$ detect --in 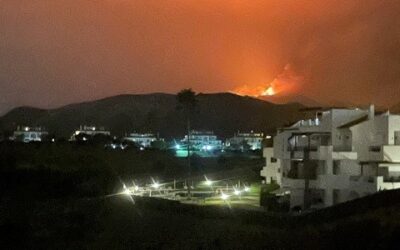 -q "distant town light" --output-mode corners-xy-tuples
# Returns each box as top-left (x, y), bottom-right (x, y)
(266, 135), (272, 139)
(151, 182), (160, 189)
(244, 186), (250, 192)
